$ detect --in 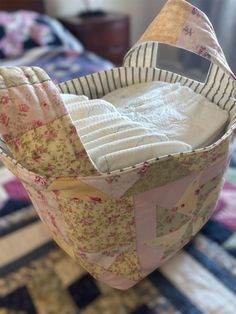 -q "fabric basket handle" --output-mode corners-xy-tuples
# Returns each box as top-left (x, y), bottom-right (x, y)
(123, 0), (235, 81)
